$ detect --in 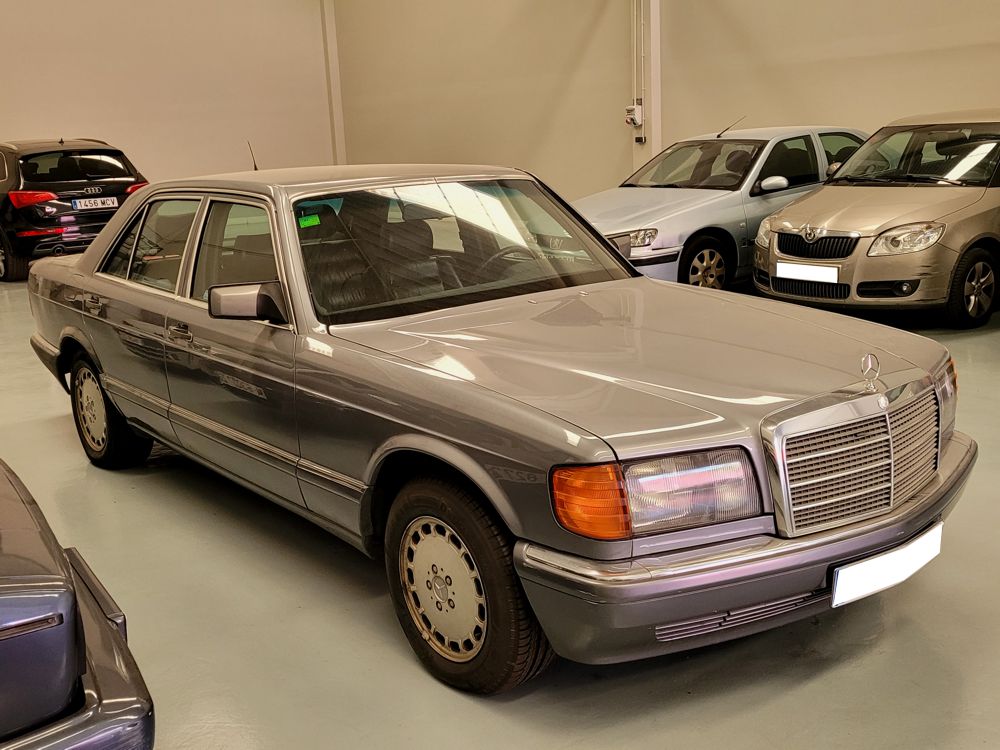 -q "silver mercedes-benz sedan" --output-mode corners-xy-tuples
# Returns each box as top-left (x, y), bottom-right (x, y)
(575, 126), (866, 288)
(27, 164), (975, 694)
